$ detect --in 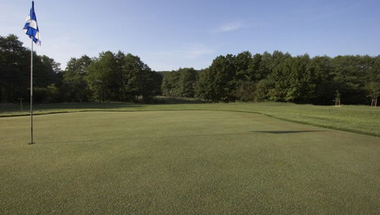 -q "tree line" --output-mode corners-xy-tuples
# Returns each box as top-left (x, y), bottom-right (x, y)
(163, 51), (380, 105)
(1, 34), (379, 105)
(0, 34), (161, 103)
(63, 51), (162, 103)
